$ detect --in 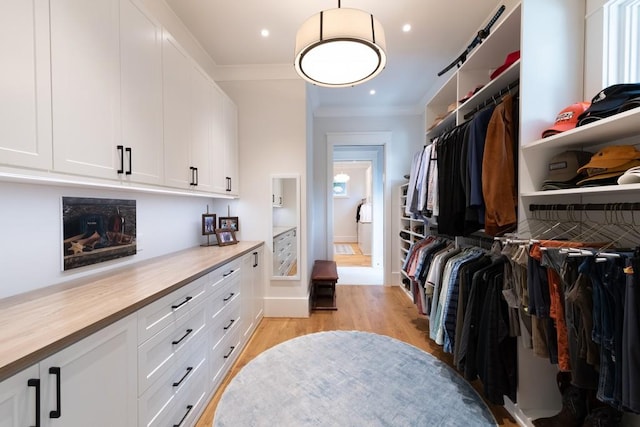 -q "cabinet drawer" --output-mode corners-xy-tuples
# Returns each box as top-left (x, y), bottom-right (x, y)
(171, 361), (209, 427)
(209, 325), (241, 391)
(207, 272), (241, 322)
(138, 301), (207, 394)
(138, 335), (207, 427)
(137, 273), (209, 344)
(208, 259), (241, 294)
(210, 296), (241, 351)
